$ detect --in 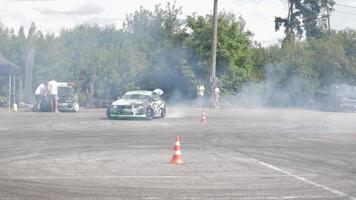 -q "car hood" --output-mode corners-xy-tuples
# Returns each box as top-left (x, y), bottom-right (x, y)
(112, 99), (146, 106)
